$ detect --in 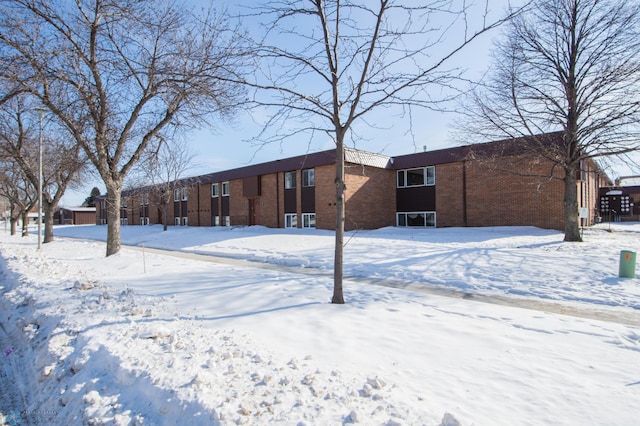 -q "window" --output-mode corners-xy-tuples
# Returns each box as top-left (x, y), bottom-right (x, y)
(302, 213), (316, 228)
(223, 215), (230, 226)
(214, 215), (220, 226)
(284, 213), (297, 228)
(285, 171), (296, 189)
(173, 189), (180, 202)
(175, 217), (180, 226)
(182, 217), (188, 226)
(302, 169), (315, 187)
(396, 212), (436, 227)
(120, 218), (128, 225)
(181, 188), (188, 201)
(212, 183), (219, 197)
(397, 166), (435, 188)
(122, 198), (128, 208)
(222, 181), (230, 196)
